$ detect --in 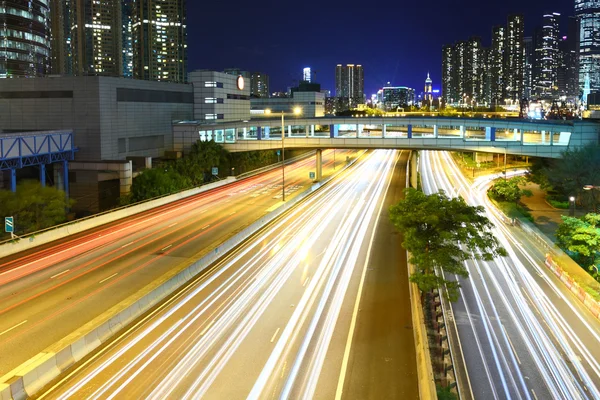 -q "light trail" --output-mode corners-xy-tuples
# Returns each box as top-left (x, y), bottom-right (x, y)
(420, 150), (600, 400)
